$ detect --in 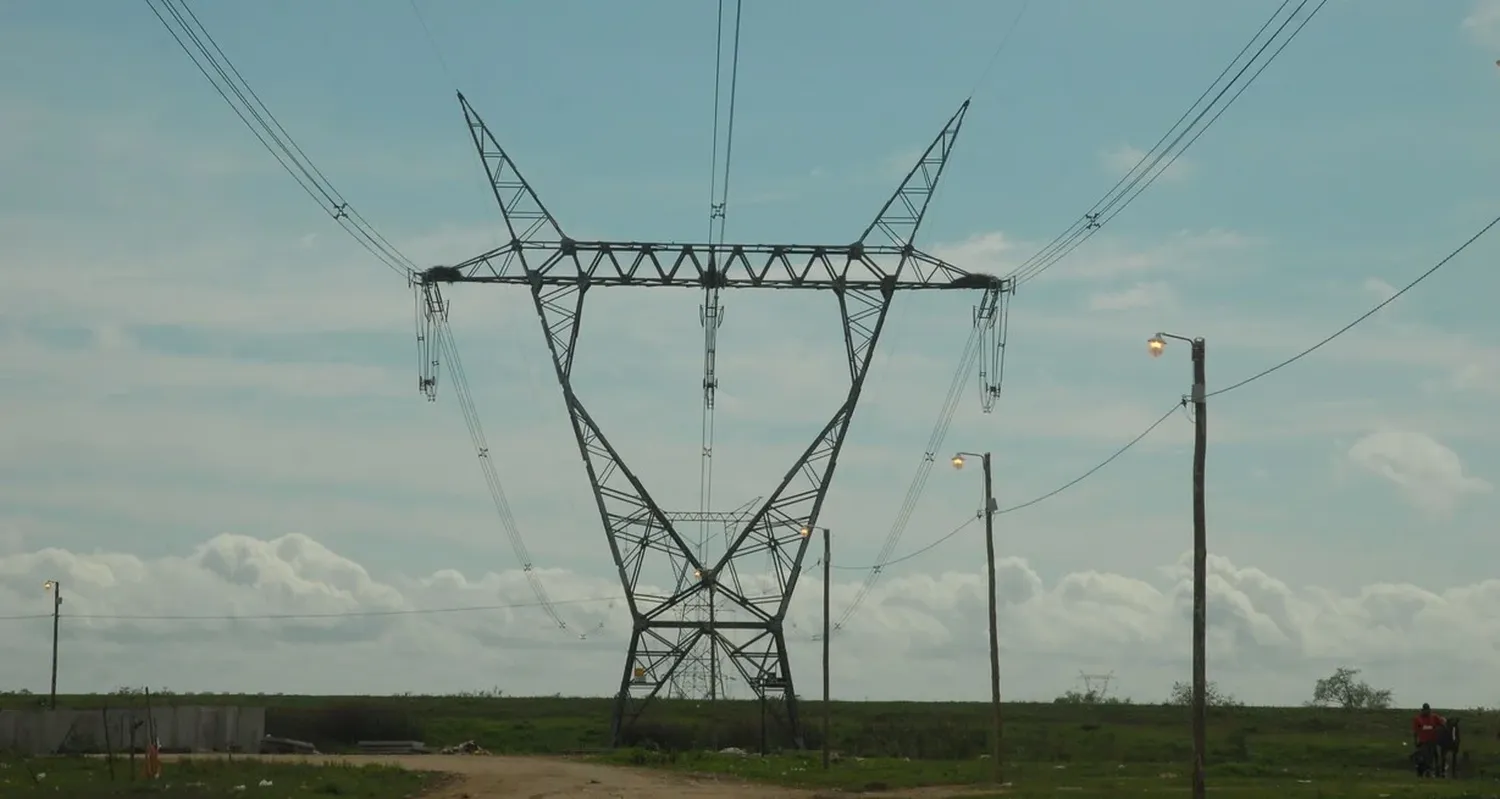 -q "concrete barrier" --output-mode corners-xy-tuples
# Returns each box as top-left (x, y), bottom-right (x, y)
(0, 706), (266, 755)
